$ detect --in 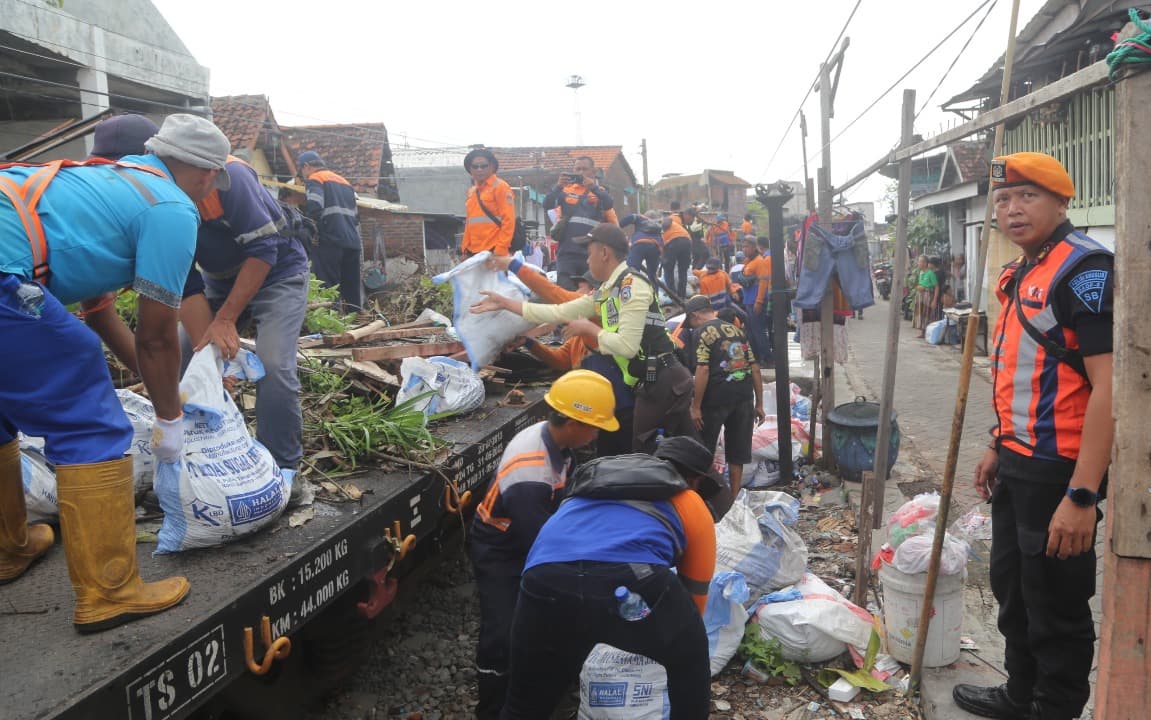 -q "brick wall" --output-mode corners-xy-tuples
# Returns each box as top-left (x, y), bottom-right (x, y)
(358, 207), (426, 267)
